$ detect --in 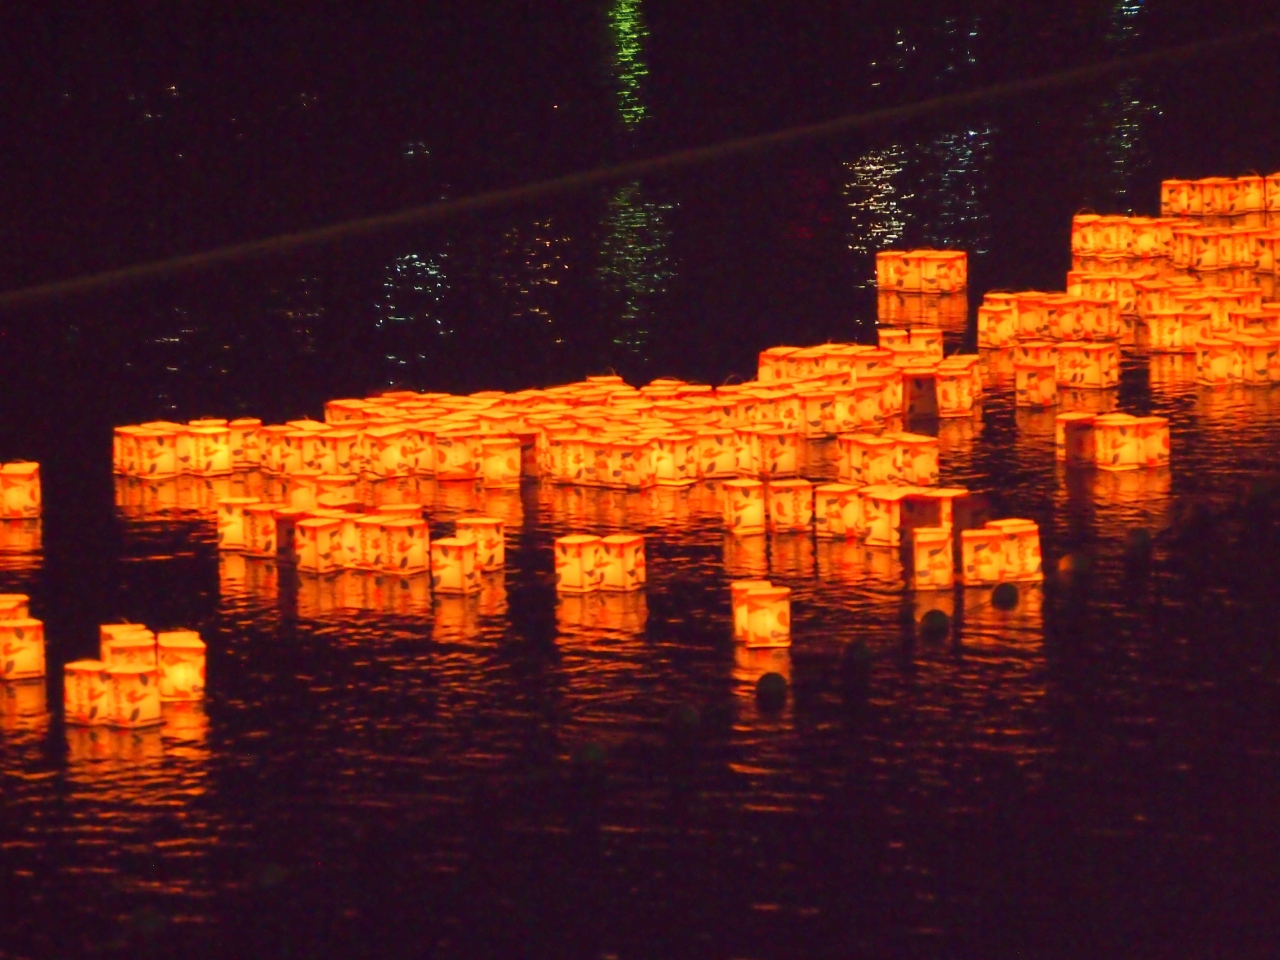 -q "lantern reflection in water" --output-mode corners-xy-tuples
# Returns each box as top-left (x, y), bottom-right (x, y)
(959, 583), (1045, 646)
(556, 590), (648, 635)
(769, 532), (814, 578)
(433, 594), (481, 641)
(723, 533), (768, 578)
(0, 678), (48, 734)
